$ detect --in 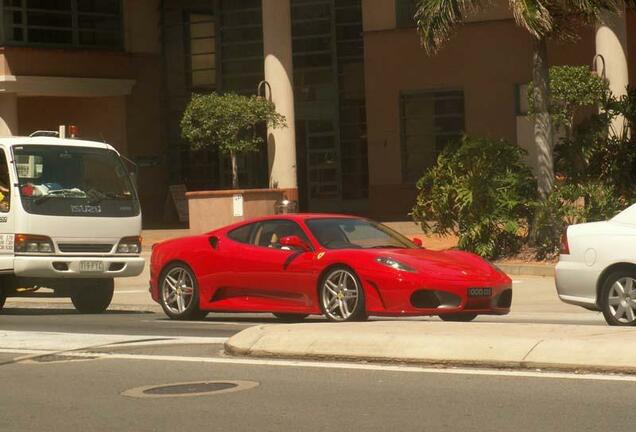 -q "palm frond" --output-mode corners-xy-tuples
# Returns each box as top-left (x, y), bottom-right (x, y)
(509, 0), (553, 38)
(414, 0), (482, 54)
